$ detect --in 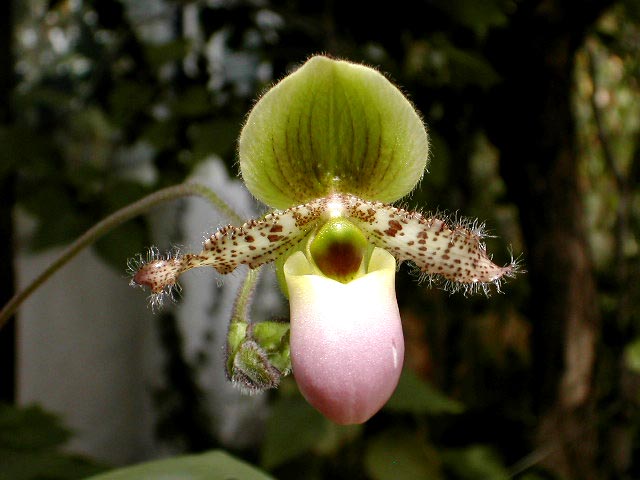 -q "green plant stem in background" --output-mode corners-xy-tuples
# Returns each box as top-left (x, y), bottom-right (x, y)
(0, 182), (241, 330)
